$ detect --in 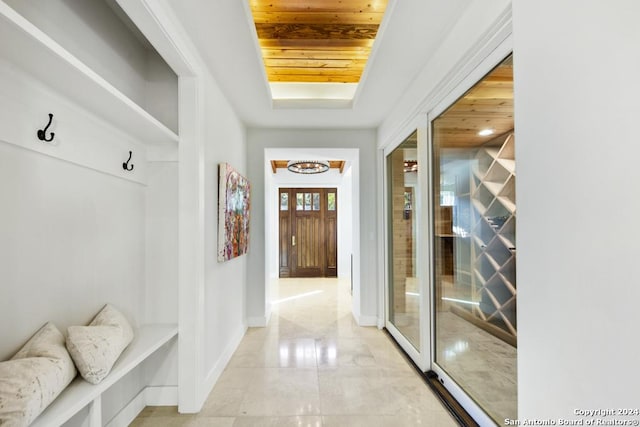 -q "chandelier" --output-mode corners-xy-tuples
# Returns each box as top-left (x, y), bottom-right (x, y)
(287, 160), (330, 174)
